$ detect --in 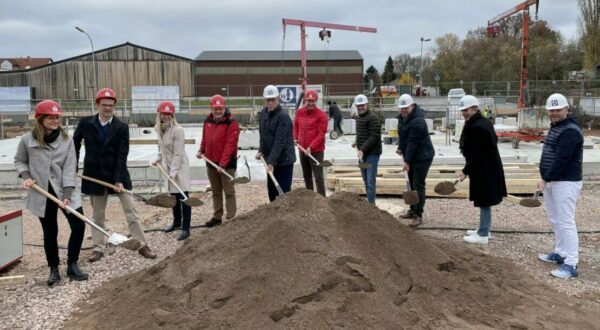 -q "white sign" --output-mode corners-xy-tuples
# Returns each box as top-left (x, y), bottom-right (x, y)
(131, 86), (180, 113)
(0, 87), (31, 113)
